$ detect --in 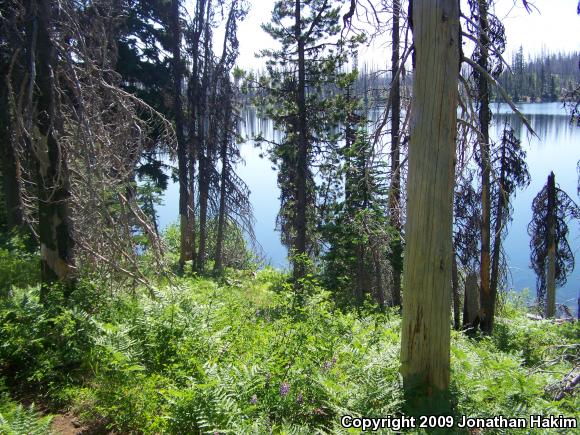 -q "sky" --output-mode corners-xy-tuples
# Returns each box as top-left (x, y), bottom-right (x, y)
(232, 0), (580, 69)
